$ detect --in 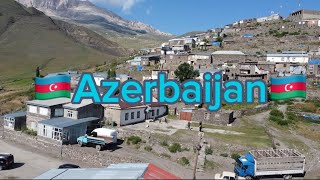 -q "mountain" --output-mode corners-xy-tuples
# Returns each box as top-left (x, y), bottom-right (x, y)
(0, 0), (126, 84)
(16, 0), (172, 37)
